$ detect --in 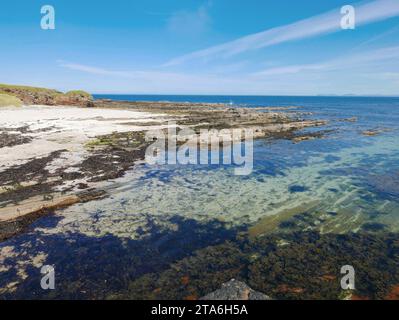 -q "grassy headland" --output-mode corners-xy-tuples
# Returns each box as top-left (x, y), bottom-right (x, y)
(0, 83), (93, 107)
